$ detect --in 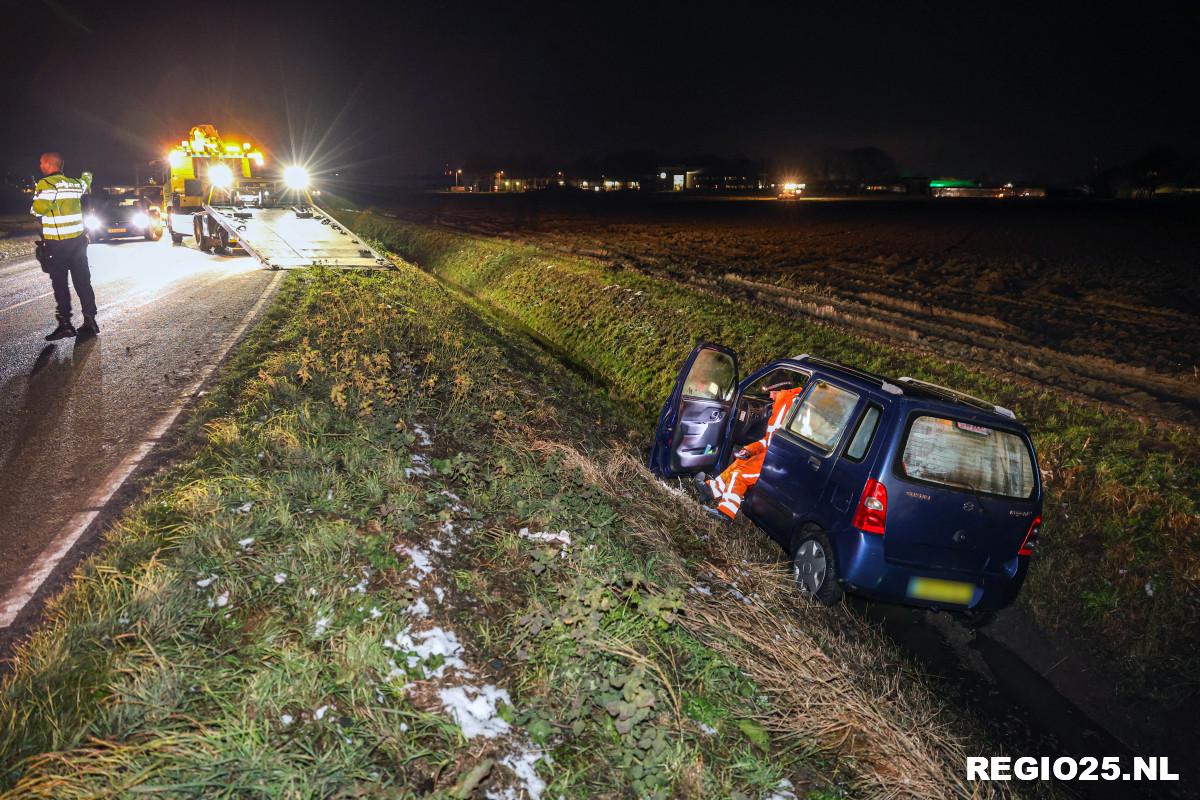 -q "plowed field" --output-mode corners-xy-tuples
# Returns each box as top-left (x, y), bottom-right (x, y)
(382, 194), (1200, 426)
